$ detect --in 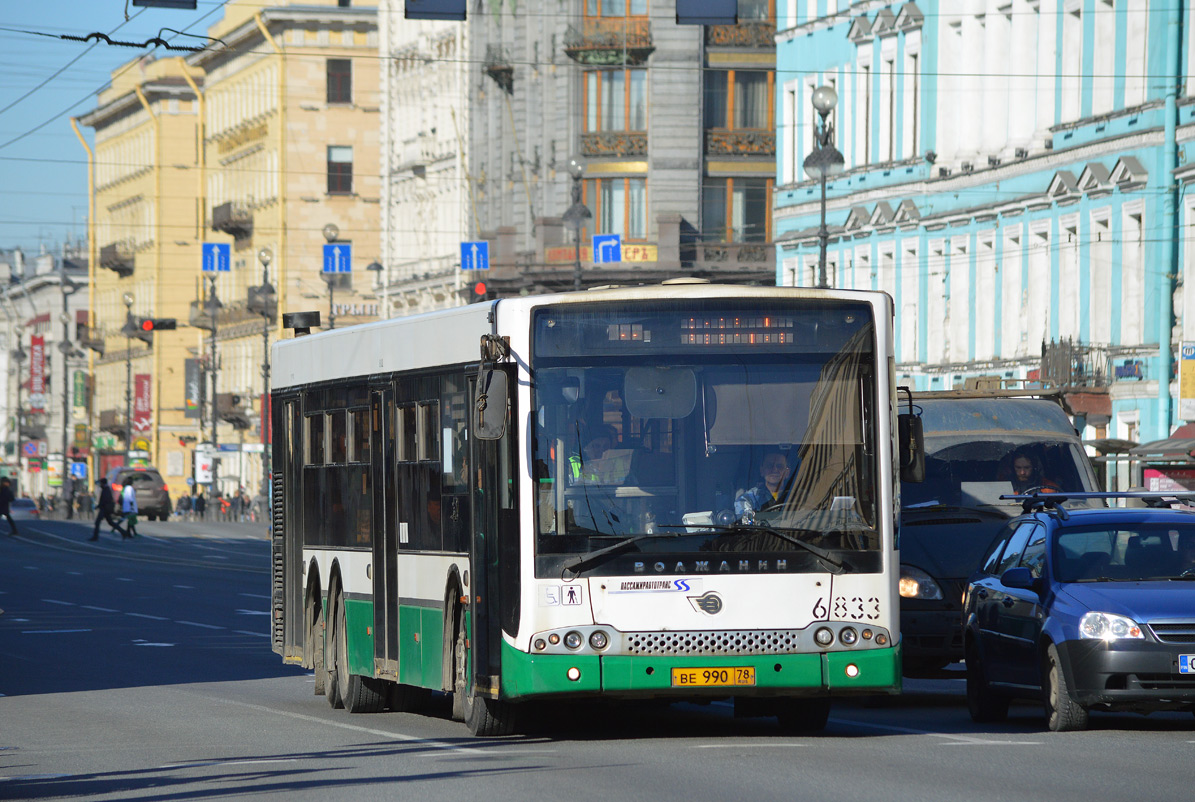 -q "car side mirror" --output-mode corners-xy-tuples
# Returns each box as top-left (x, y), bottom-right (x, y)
(1000, 566), (1038, 591)
(898, 413), (925, 483)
